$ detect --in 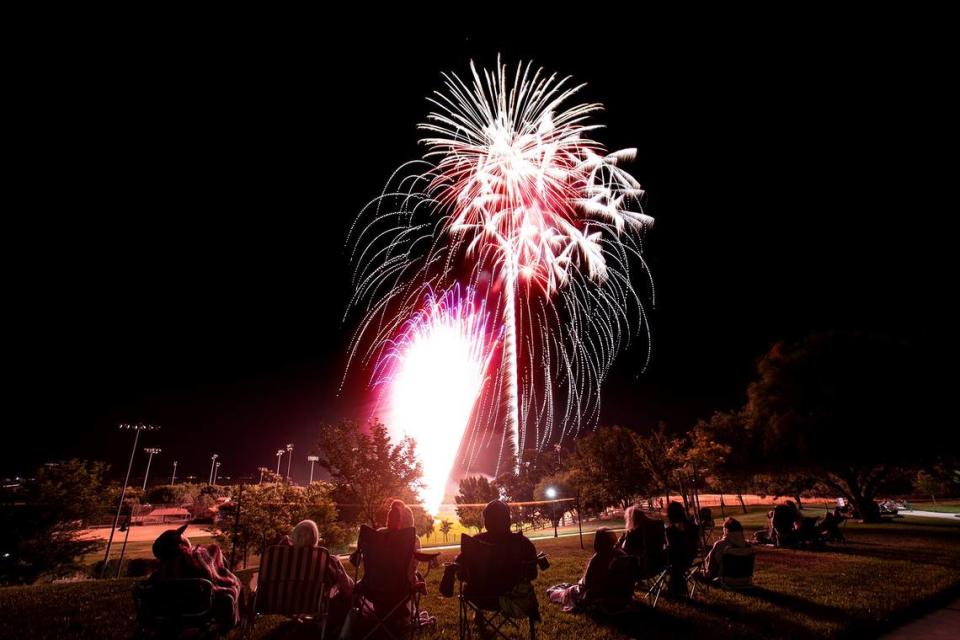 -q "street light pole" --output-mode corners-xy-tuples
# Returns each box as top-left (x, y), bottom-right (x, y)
(307, 455), (319, 484)
(171, 460), (178, 485)
(142, 448), (161, 491)
(546, 486), (559, 538)
(208, 454), (218, 485)
(213, 461), (221, 485)
(258, 467), (266, 484)
(275, 449), (284, 474)
(102, 423), (158, 577)
(285, 443), (294, 482)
